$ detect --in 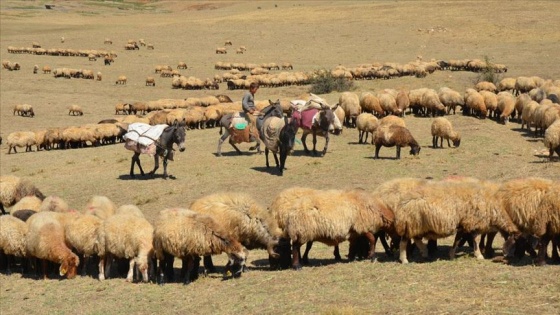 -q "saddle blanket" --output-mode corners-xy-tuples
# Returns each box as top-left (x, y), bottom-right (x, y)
(291, 108), (318, 130)
(262, 116), (285, 152)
